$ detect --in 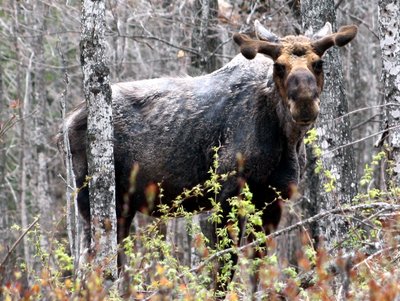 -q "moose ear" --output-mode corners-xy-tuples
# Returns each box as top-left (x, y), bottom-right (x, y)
(233, 33), (281, 60)
(312, 24), (358, 56)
